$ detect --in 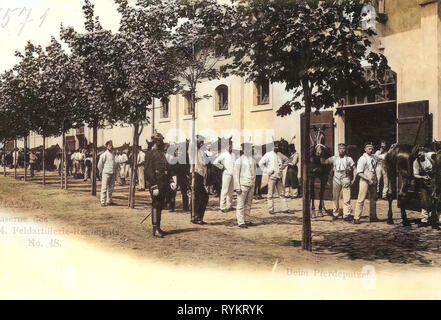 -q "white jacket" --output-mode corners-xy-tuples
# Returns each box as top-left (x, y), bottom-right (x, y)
(98, 150), (117, 175)
(233, 155), (257, 190)
(259, 151), (285, 180)
(213, 151), (236, 176)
